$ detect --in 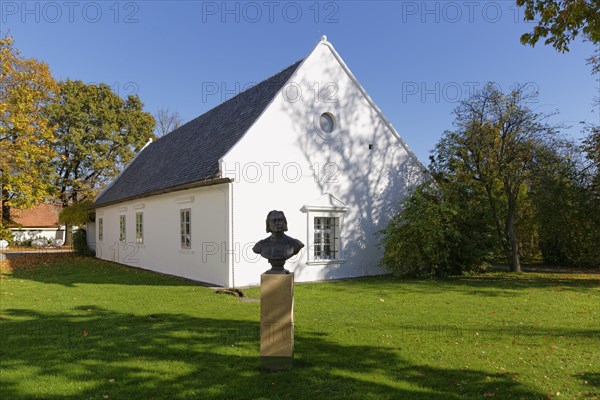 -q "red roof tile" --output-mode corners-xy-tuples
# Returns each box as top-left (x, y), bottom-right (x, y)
(11, 204), (62, 228)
